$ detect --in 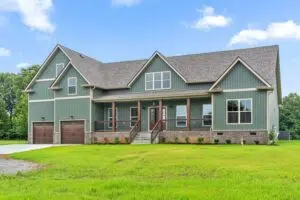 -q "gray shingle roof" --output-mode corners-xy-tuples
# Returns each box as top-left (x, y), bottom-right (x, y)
(59, 44), (279, 89)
